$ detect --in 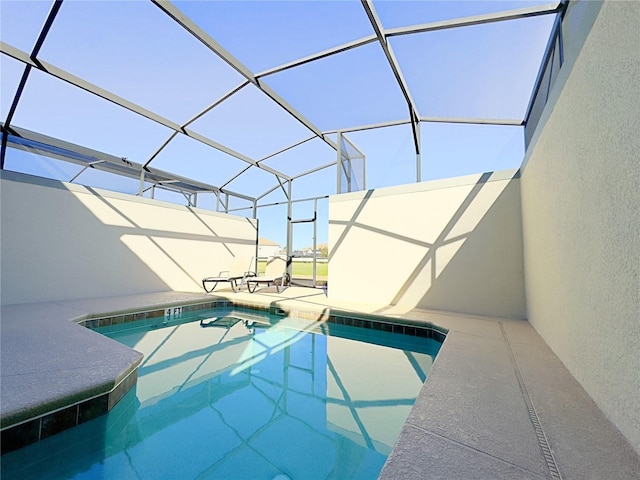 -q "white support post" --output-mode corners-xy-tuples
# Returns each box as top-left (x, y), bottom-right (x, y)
(286, 180), (293, 279)
(336, 132), (343, 194)
(139, 169), (145, 197)
(312, 198), (318, 288)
